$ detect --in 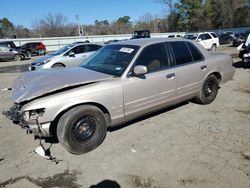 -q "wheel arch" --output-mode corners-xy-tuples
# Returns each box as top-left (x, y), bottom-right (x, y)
(52, 62), (66, 68)
(209, 72), (221, 83)
(49, 102), (111, 138)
